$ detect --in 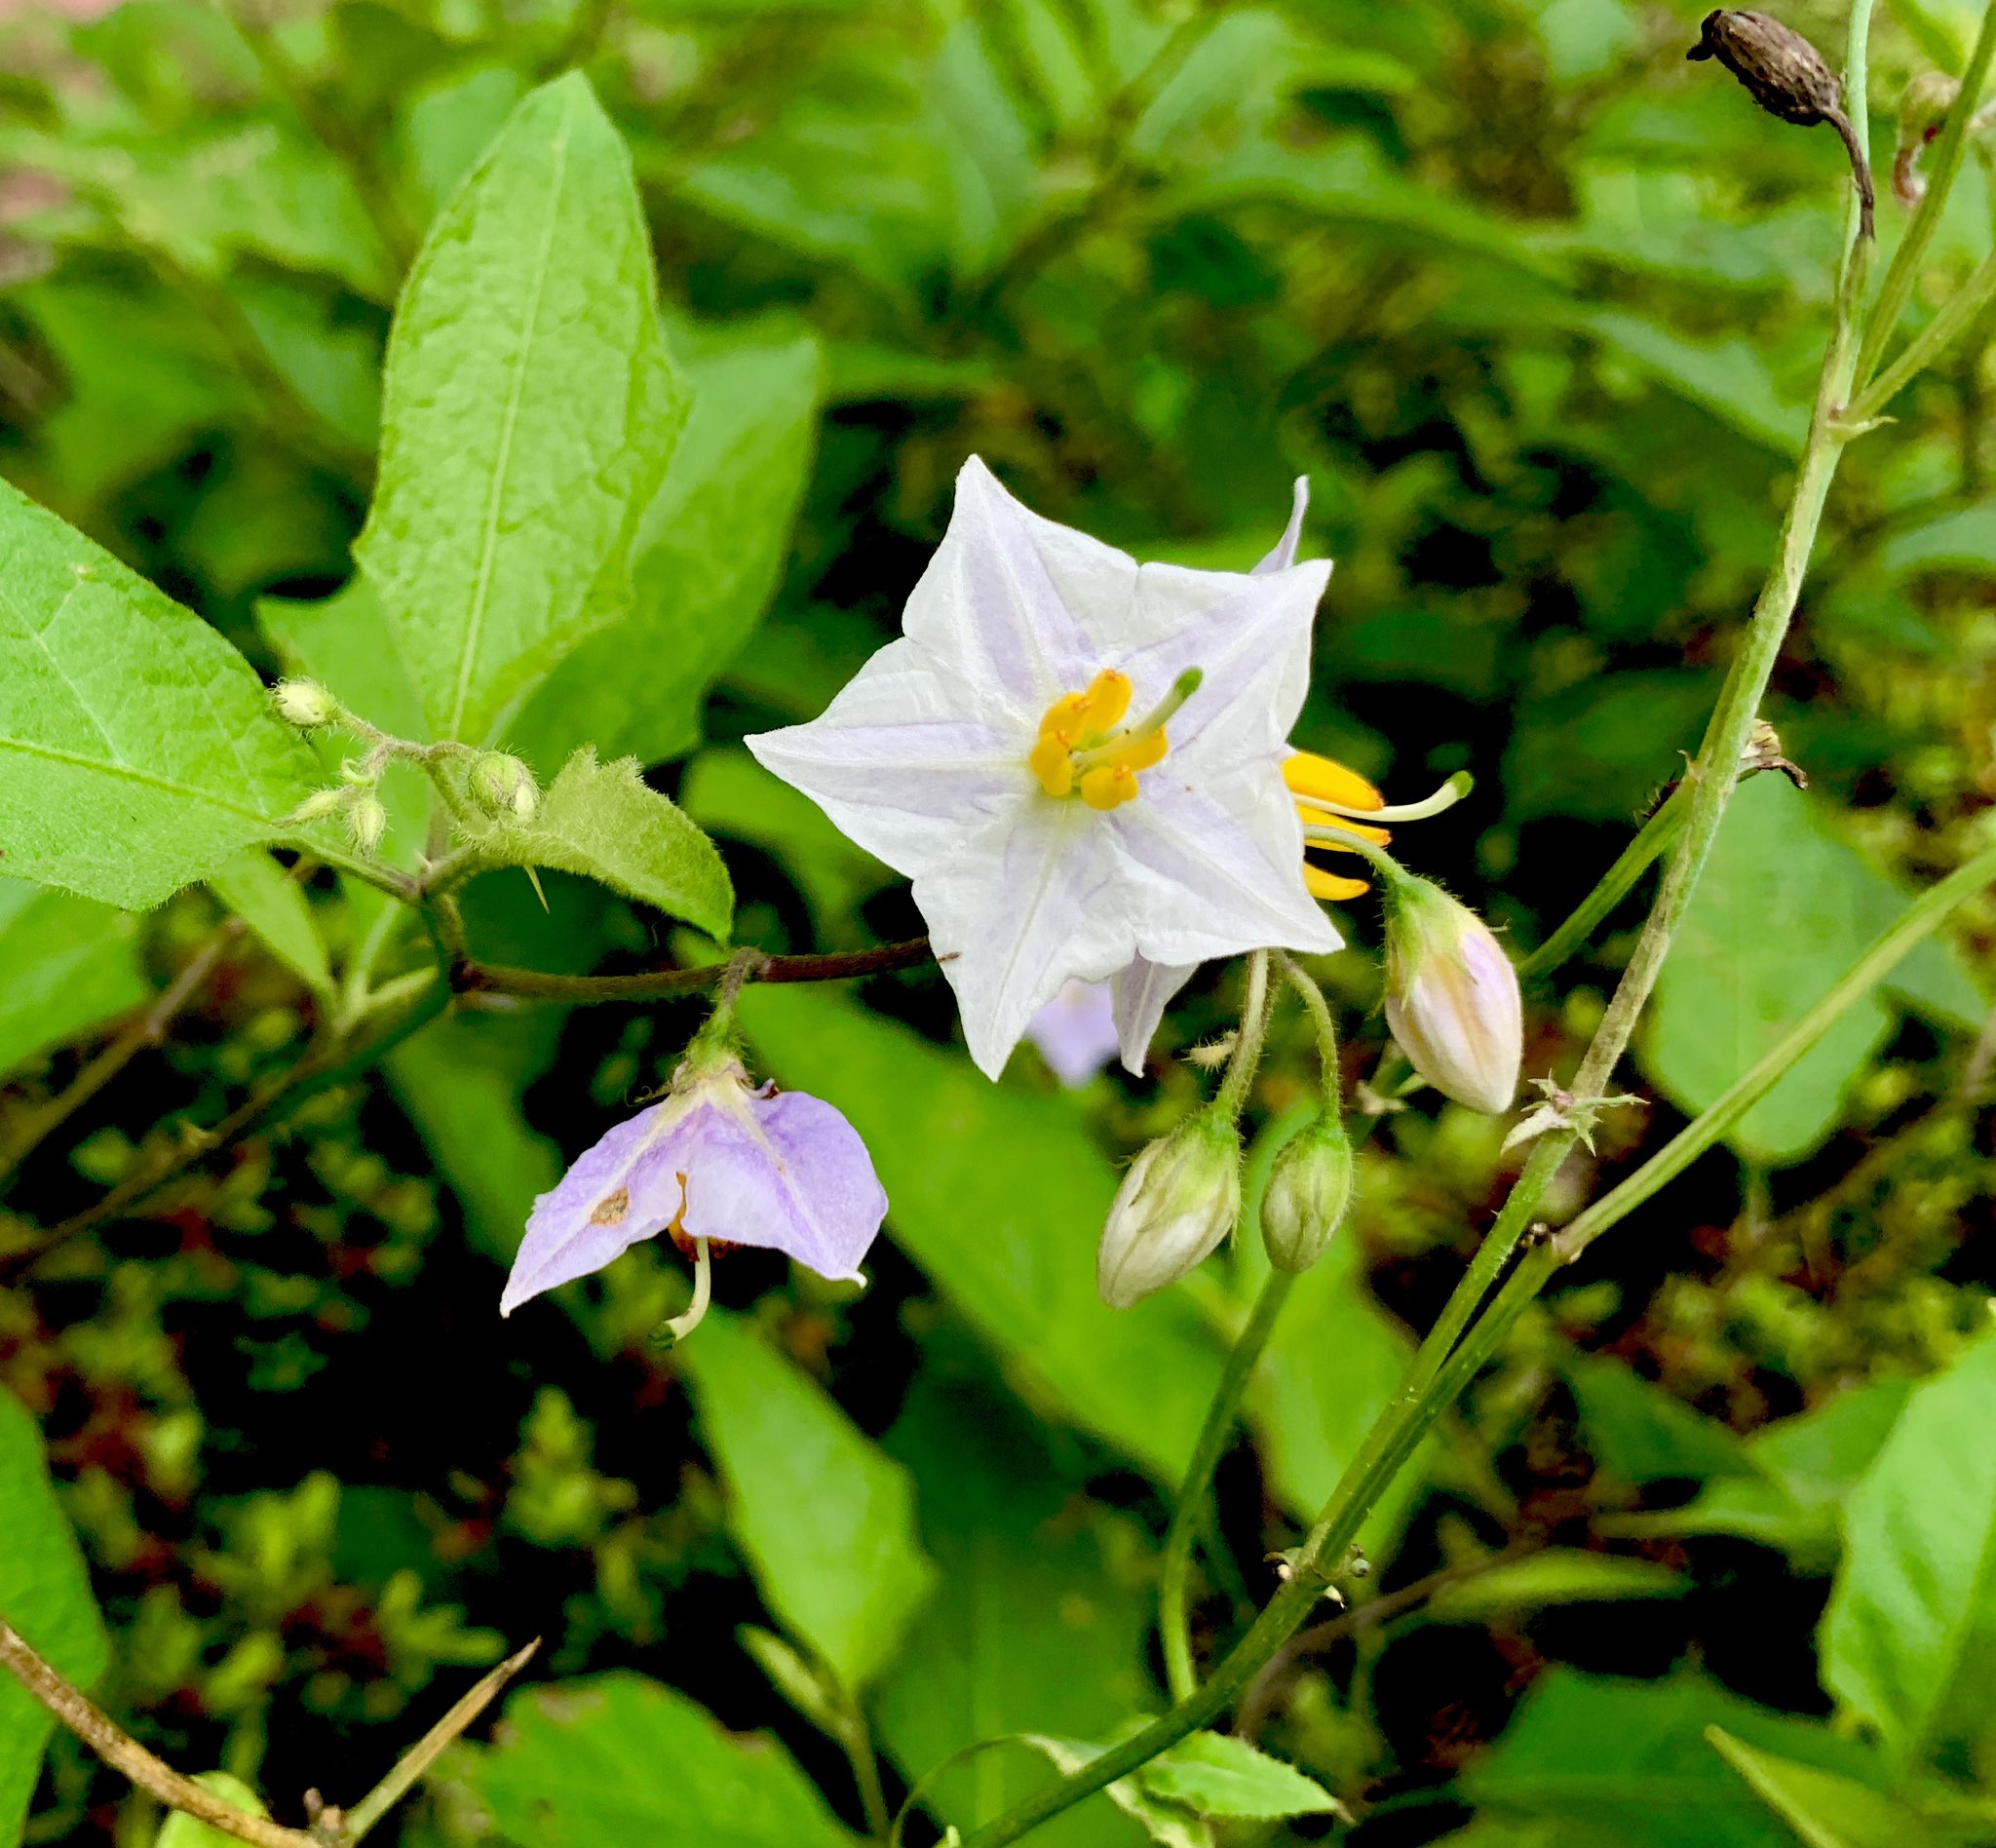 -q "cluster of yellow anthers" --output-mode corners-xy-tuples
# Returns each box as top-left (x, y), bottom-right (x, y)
(1028, 669), (1170, 811)
(1286, 751), (1391, 903)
